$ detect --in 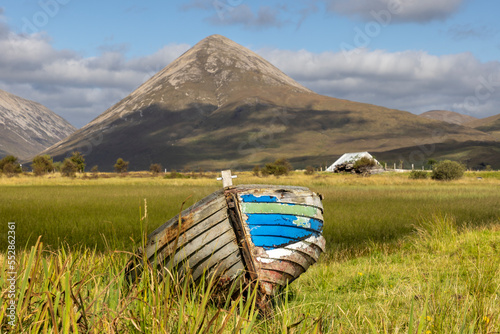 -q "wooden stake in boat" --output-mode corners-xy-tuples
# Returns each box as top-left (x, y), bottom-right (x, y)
(217, 169), (238, 188)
